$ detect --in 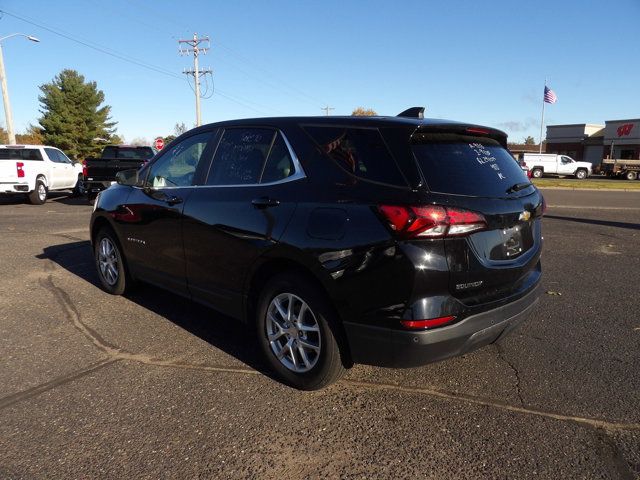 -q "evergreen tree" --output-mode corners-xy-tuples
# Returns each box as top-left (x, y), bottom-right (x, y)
(38, 69), (117, 161)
